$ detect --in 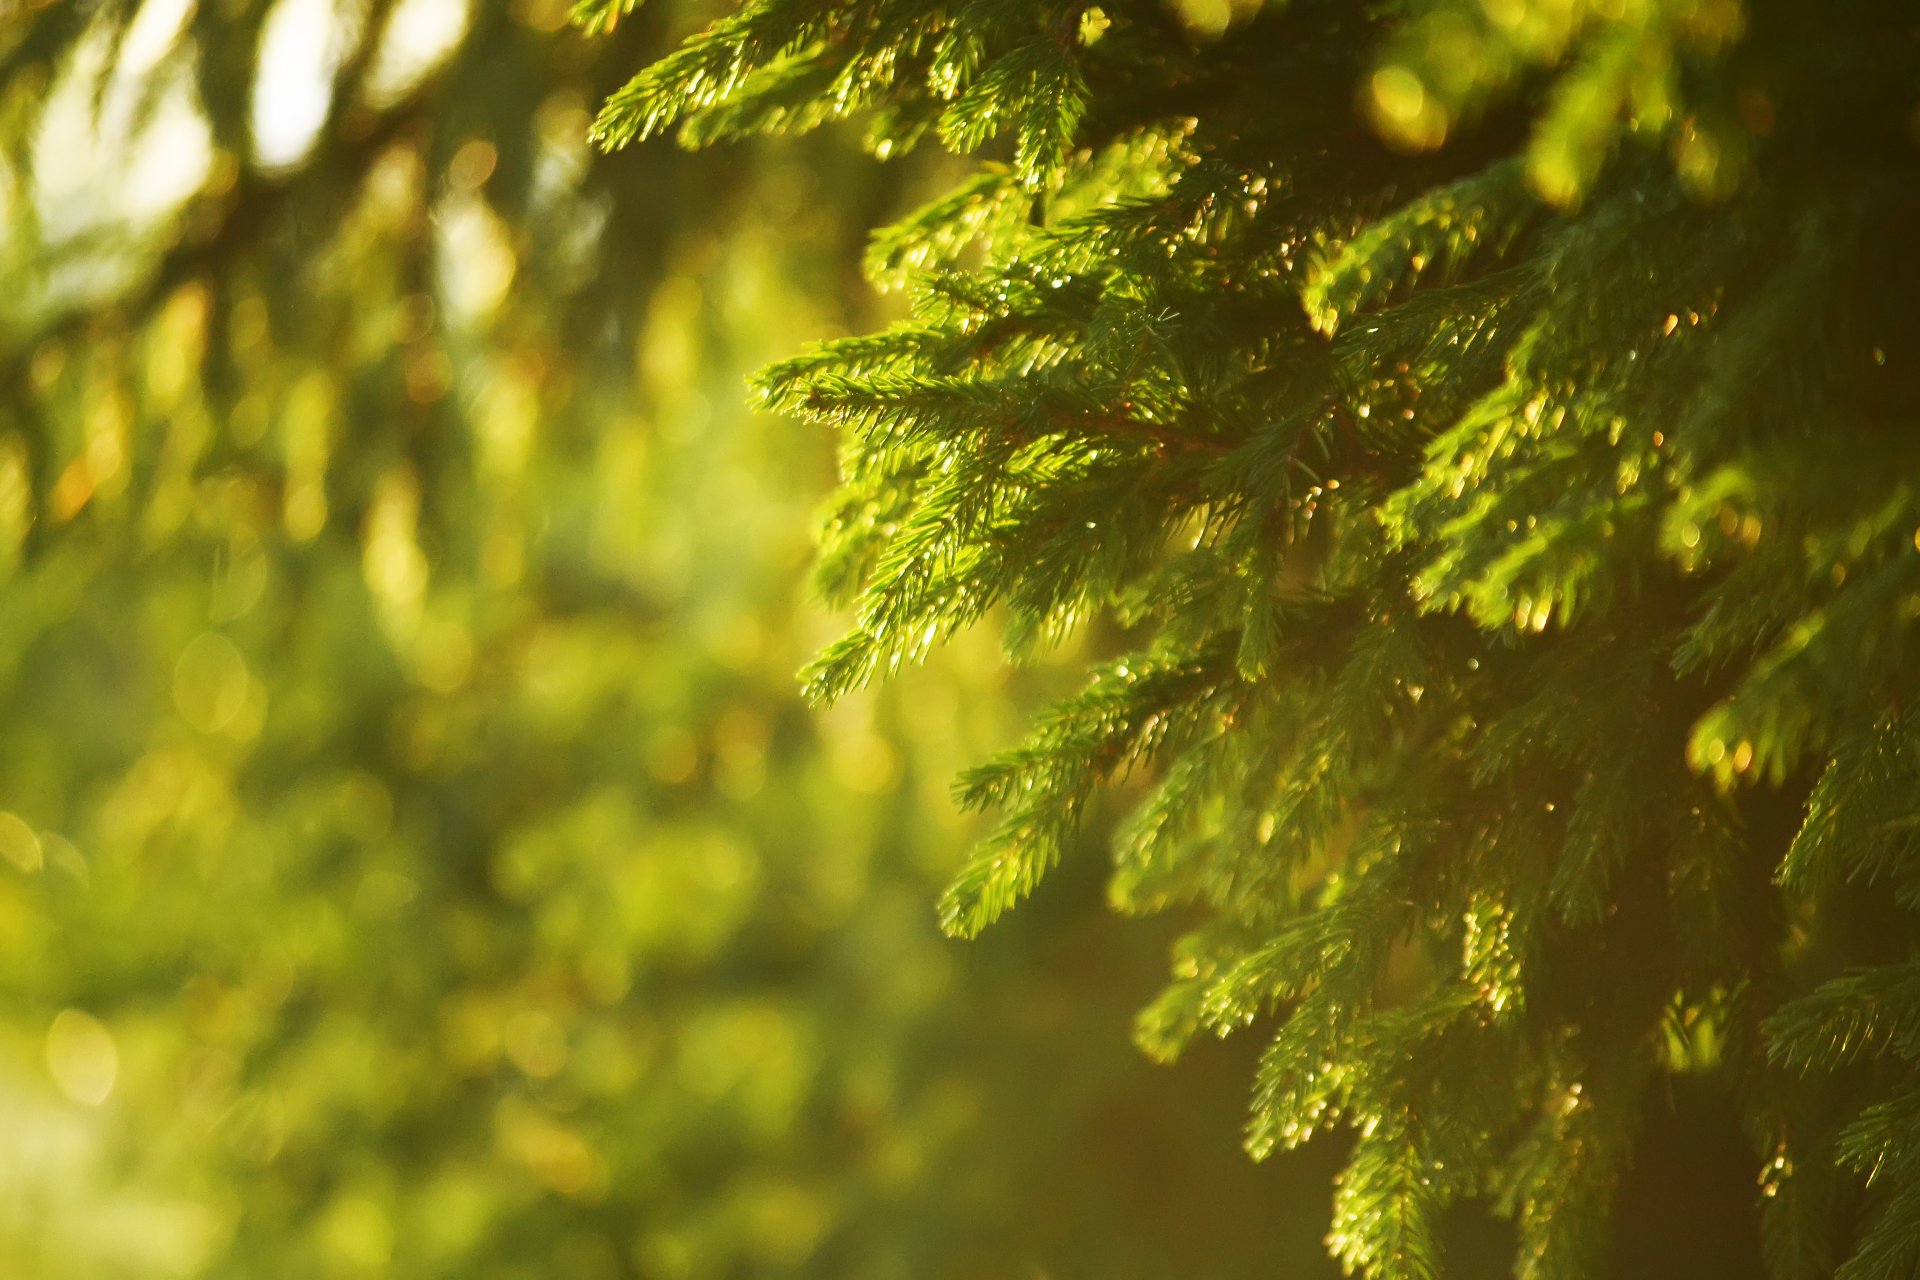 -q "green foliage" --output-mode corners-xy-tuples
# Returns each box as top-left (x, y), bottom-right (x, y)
(605, 0), (1920, 1275)
(0, 4), (1336, 1278)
